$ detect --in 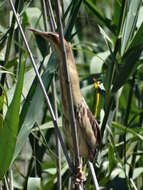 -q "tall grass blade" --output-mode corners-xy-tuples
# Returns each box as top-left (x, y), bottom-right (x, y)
(0, 62), (24, 179)
(121, 0), (141, 55)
